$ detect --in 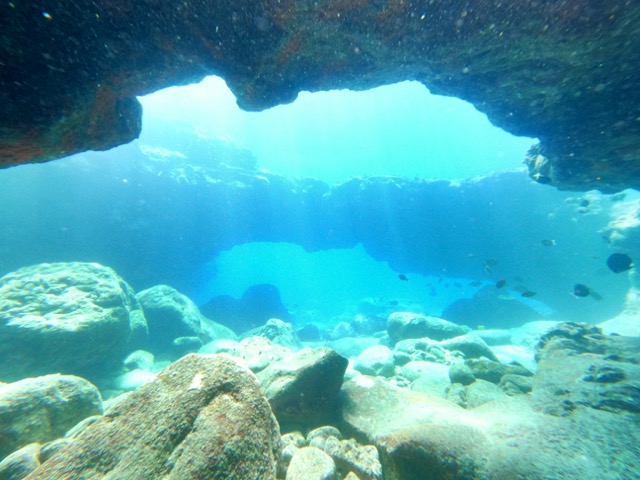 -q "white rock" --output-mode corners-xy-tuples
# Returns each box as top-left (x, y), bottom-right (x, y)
(285, 446), (337, 480)
(112, 369), (156, 391)
(354, 345), (395, 378)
